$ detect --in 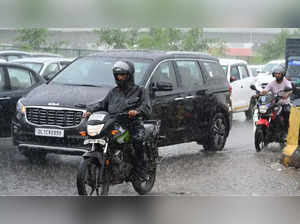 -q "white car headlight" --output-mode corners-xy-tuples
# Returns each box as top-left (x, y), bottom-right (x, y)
(87, 124), (104, 136)
(16, 99), (26, 114)
(259, 105), (268, 114)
